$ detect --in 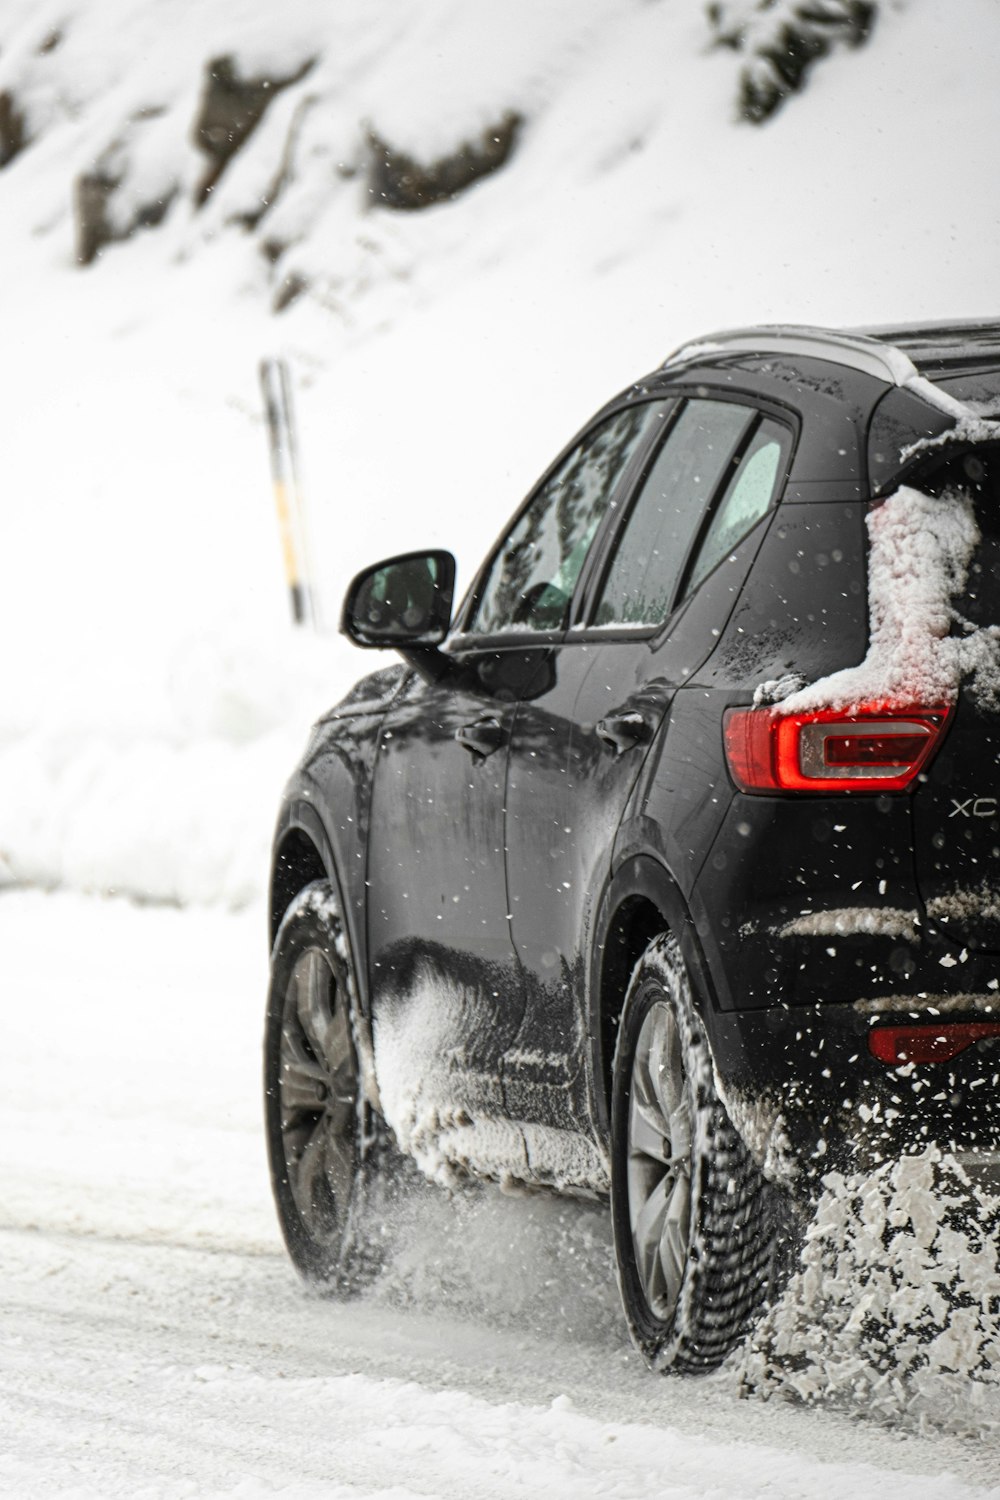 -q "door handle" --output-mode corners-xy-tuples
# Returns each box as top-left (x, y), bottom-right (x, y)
(456, 716), (505, 760)
(596, 711), (650, 756)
